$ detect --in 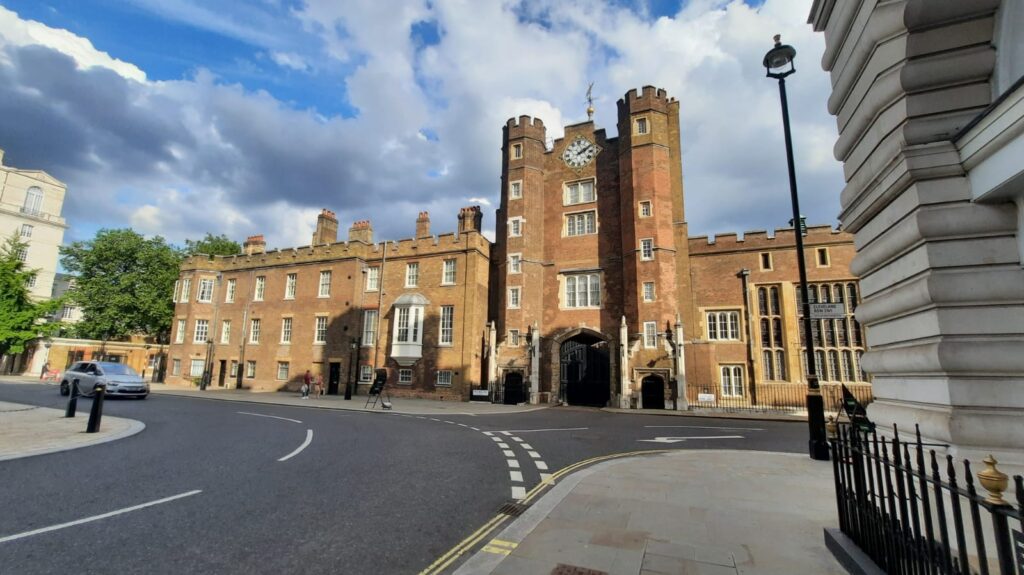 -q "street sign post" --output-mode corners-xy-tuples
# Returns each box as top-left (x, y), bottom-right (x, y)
(809, 303), (846, 318)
